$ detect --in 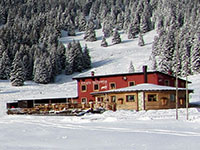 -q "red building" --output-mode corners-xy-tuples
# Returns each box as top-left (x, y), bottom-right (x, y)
(73, 66), (188, 104)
